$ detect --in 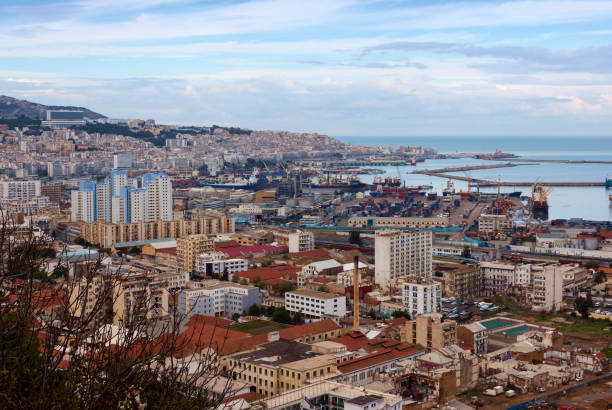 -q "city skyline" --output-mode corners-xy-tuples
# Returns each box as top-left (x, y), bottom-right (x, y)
(2, 0), (612, 136)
